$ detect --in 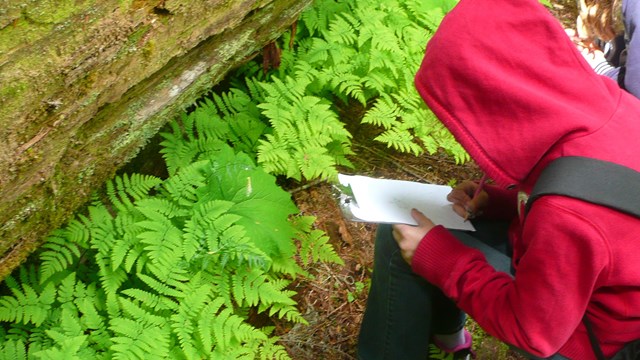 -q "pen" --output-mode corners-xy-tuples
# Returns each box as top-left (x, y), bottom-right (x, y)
(465, 173), (487, 221)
